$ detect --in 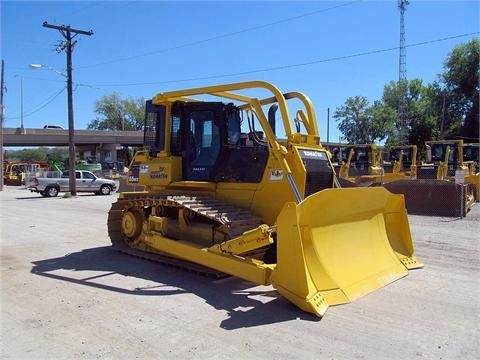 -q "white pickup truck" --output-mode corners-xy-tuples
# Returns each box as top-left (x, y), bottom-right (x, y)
(29, 170), (117, 197)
